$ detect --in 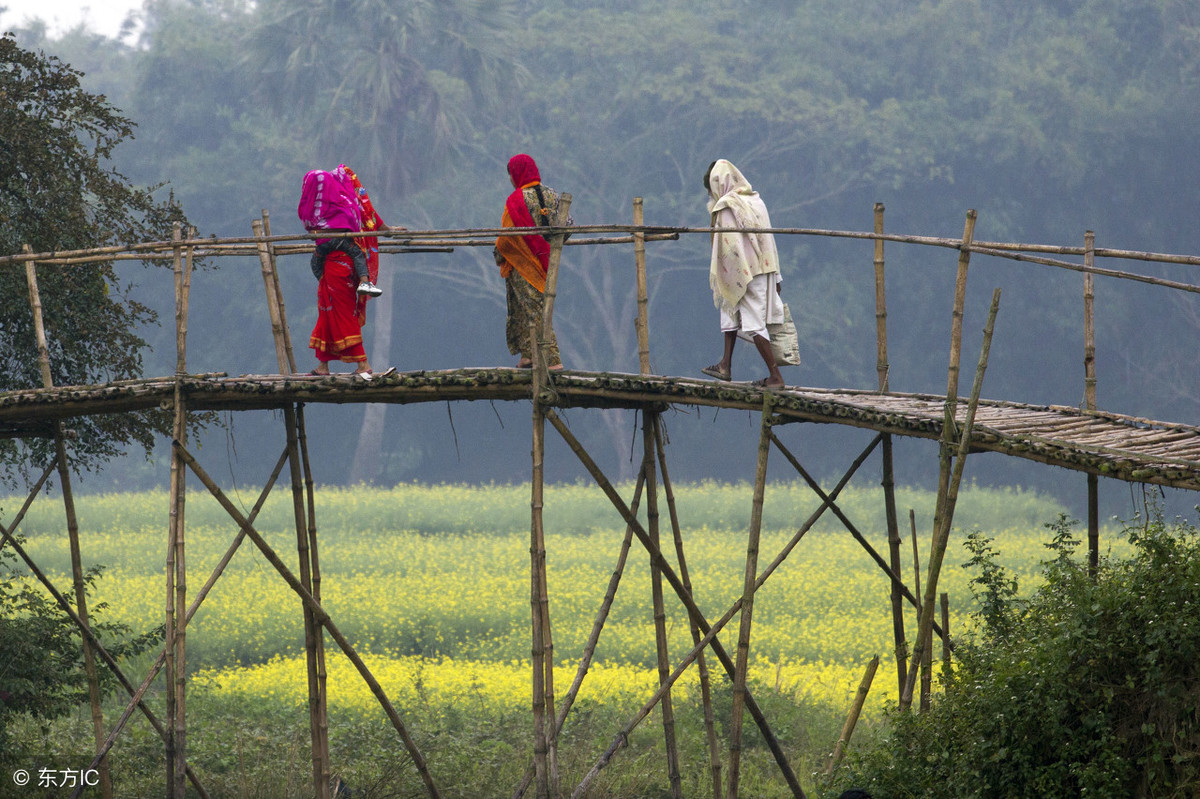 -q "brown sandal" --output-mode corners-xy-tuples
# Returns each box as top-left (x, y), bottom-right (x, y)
(701, 364), (731, 382)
